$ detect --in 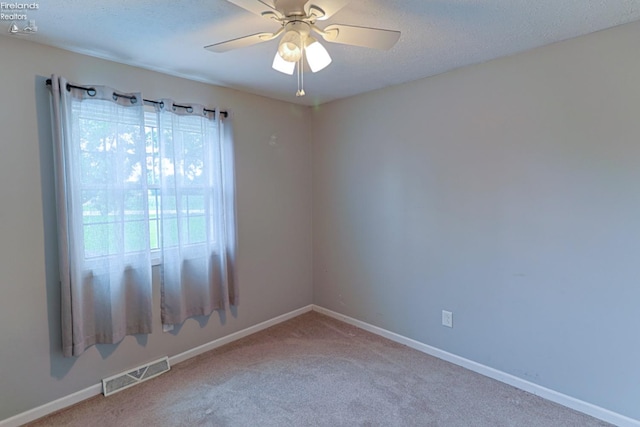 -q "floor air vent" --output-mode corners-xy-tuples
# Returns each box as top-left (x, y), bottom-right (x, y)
(102, 357), (170, 396)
